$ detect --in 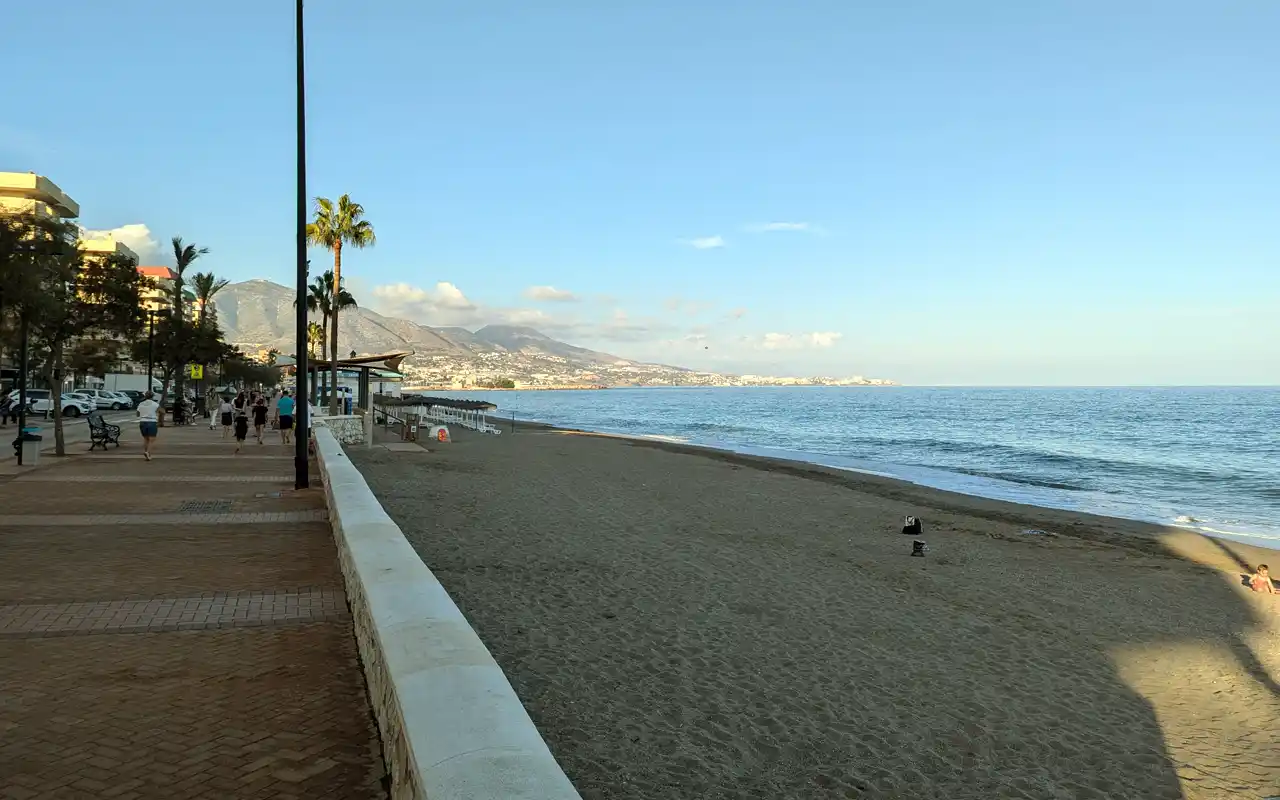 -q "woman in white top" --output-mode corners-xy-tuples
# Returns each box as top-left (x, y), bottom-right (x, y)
(217, 396), (235, 439)
(136, 392), (161, 461)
